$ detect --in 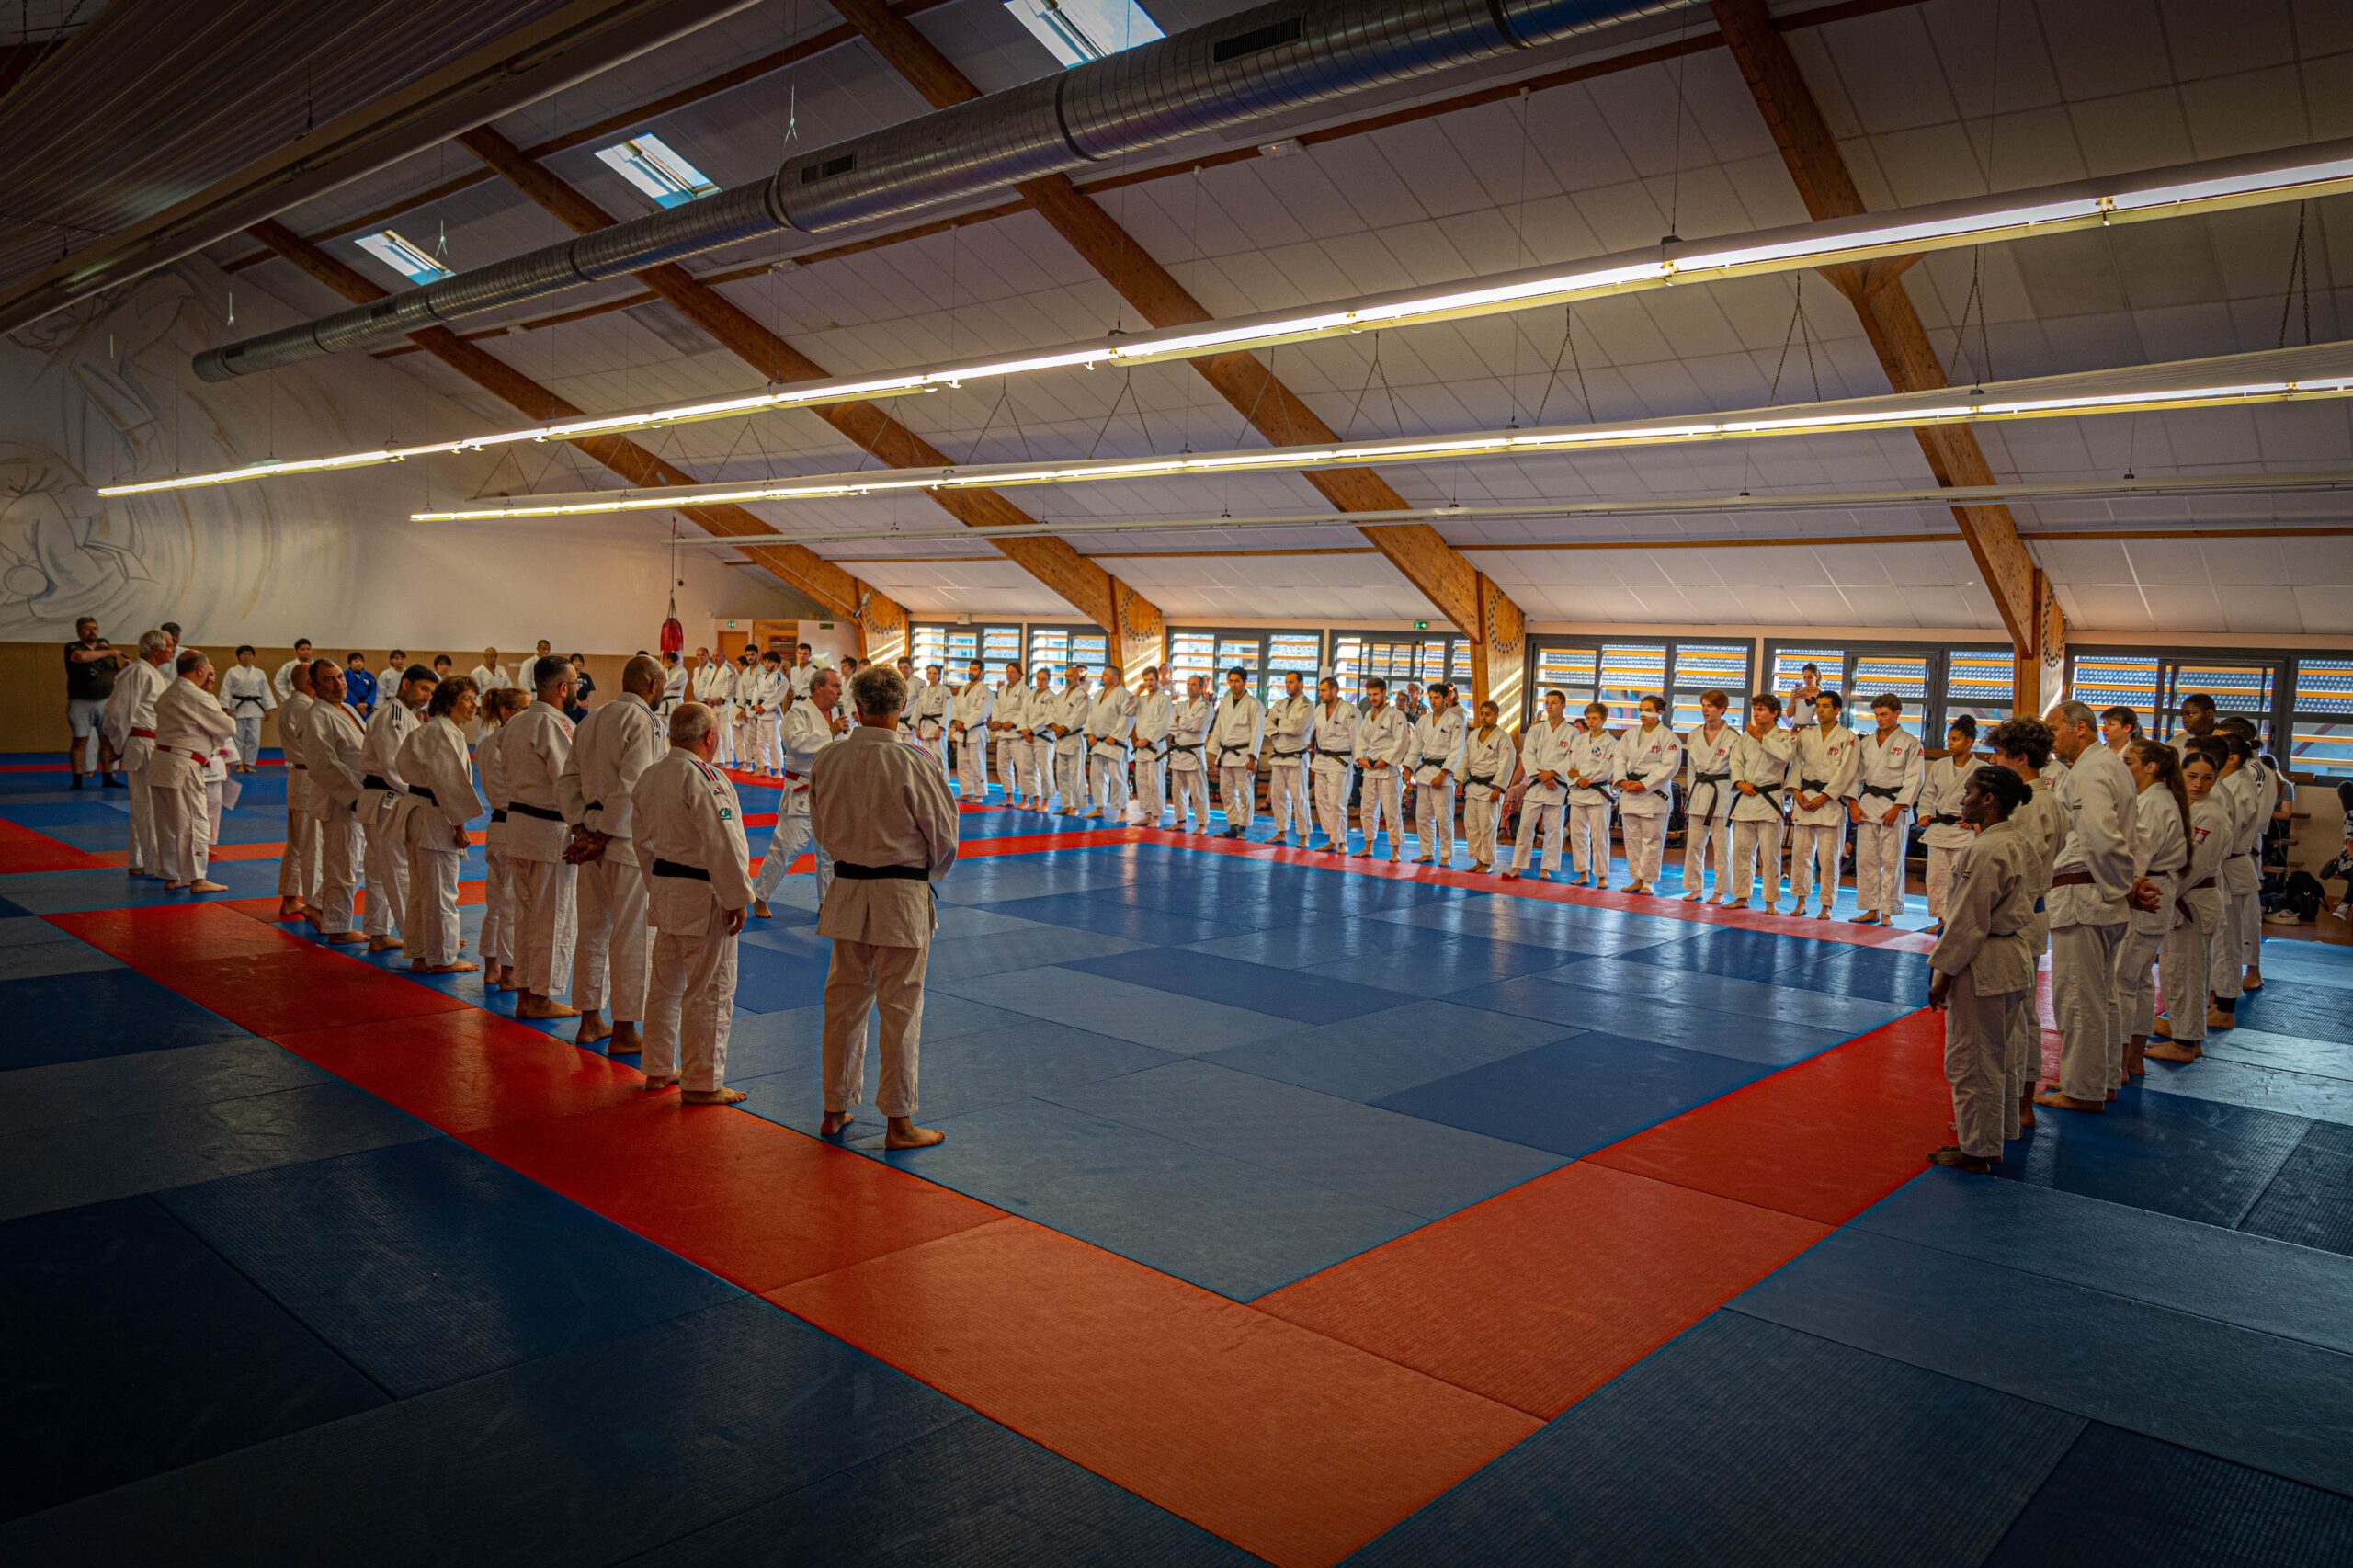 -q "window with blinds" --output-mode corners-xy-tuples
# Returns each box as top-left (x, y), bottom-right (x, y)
(1529, 644), (1599, 710)
(1770, 644), (1844, 701)
(1597, 642), (1667, 726)
(982, 625), (1024, 672)
(1667, 642), (1750, 730)
(911, 624), (952, 669)
(1332, 635), (1422, 702)
(2290, 657), (2353, 778)
(1266, 631), (1324, 703)
(2069, 653), (2161, 731)
(1850, 653), (1931, 737)
(1943, 649), (2015, 733)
